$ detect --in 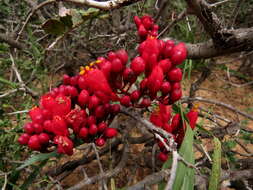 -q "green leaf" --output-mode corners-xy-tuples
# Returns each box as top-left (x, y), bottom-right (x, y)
(208, 137), (221, 190)
(172, 124), (195, 190)
(42, 19), (66, 35)
(0, 76), (17, 88)
(16, 151), (58, 170)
